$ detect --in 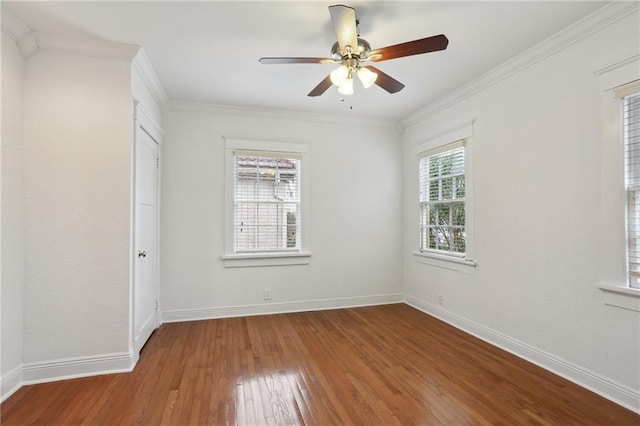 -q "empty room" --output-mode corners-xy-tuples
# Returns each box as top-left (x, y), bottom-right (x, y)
(1, 1), (639, 424)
